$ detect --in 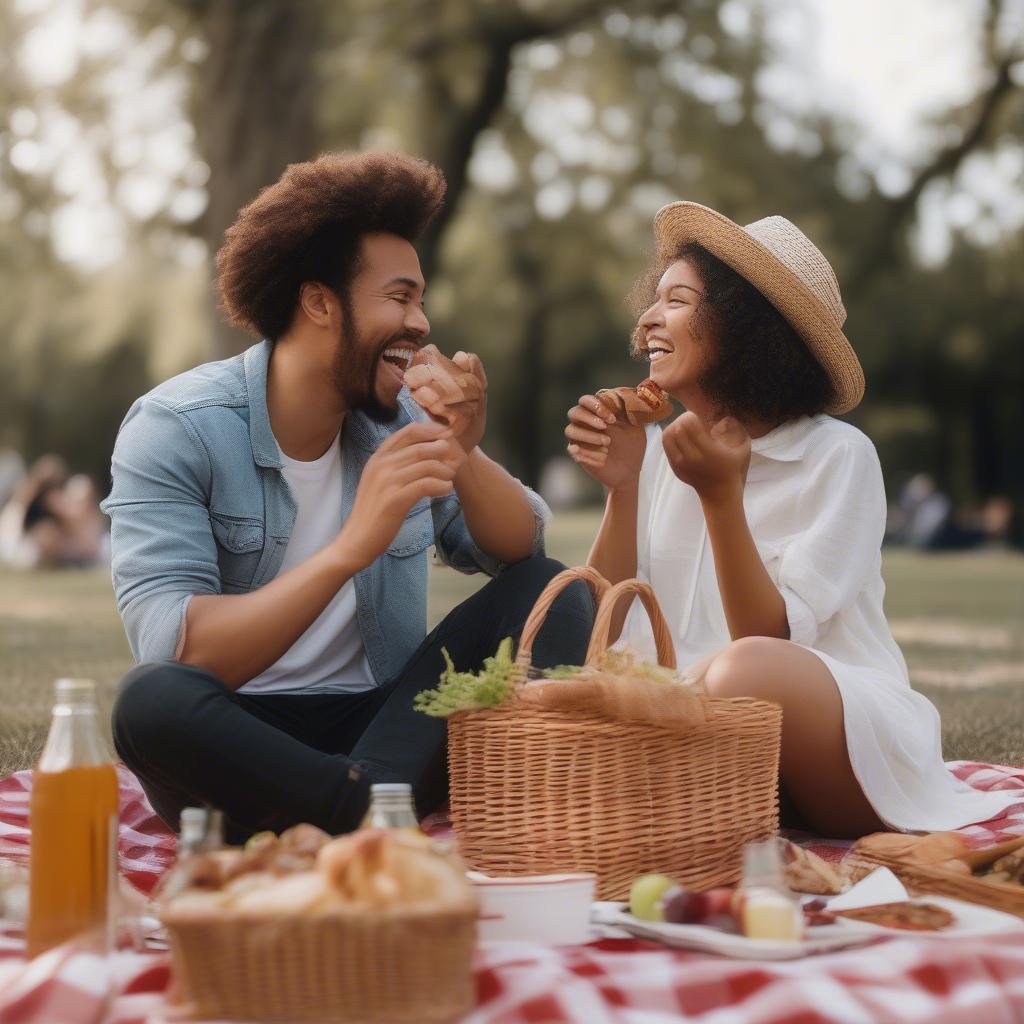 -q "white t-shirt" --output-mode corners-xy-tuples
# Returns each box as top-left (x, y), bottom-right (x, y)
(619, 414), (1022, 833)
(240, 437), (374, 695)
